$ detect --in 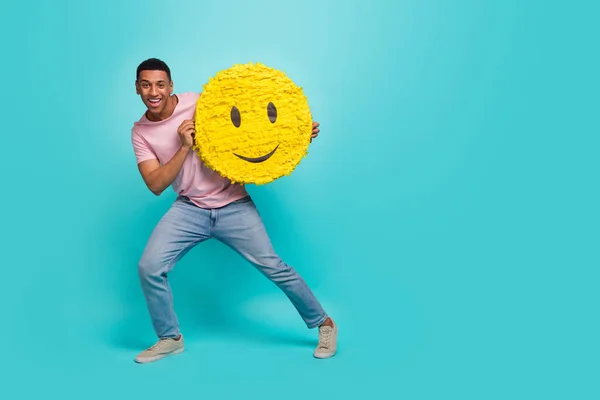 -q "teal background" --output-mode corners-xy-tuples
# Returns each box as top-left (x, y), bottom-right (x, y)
(2, 0), (598, 398)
